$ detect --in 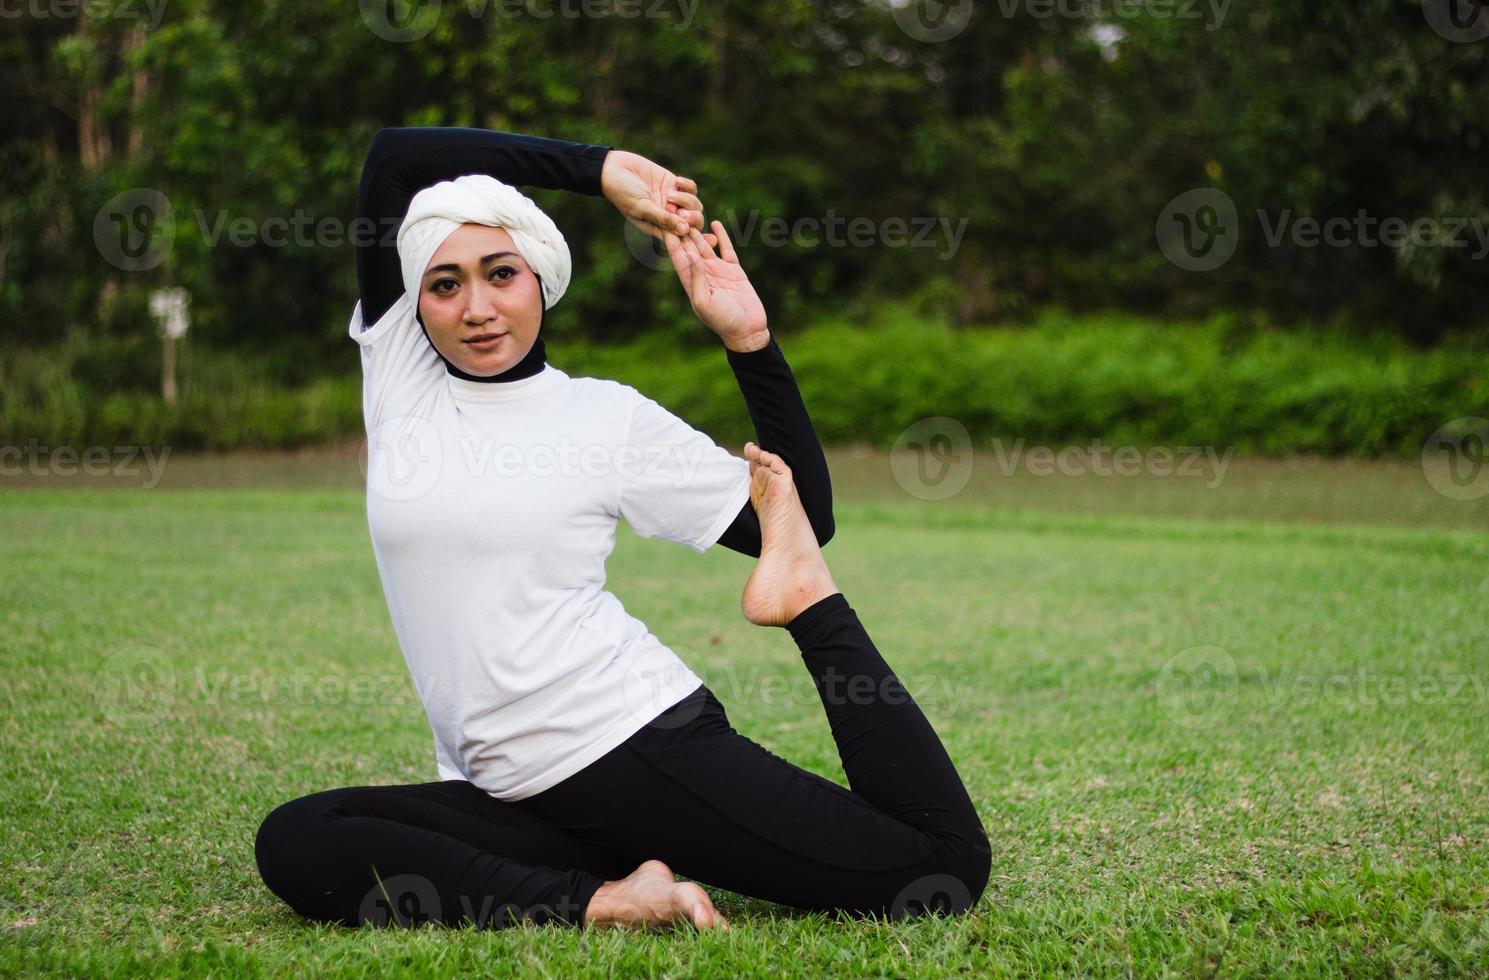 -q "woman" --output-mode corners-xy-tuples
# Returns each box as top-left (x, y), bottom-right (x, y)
(253, 127), (990, 931)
